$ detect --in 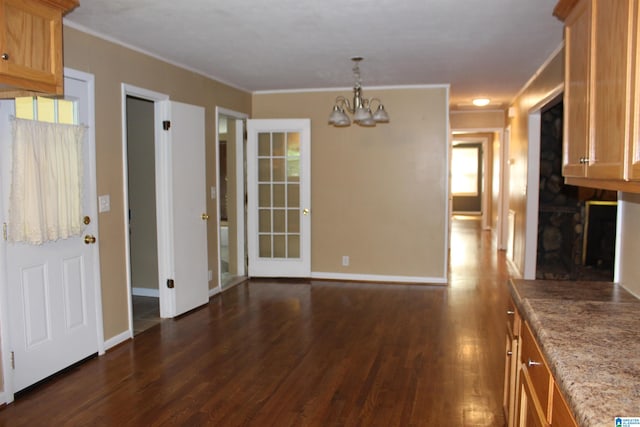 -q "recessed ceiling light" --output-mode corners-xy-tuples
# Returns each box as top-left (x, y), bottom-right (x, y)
(472, 98), (491, 107)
